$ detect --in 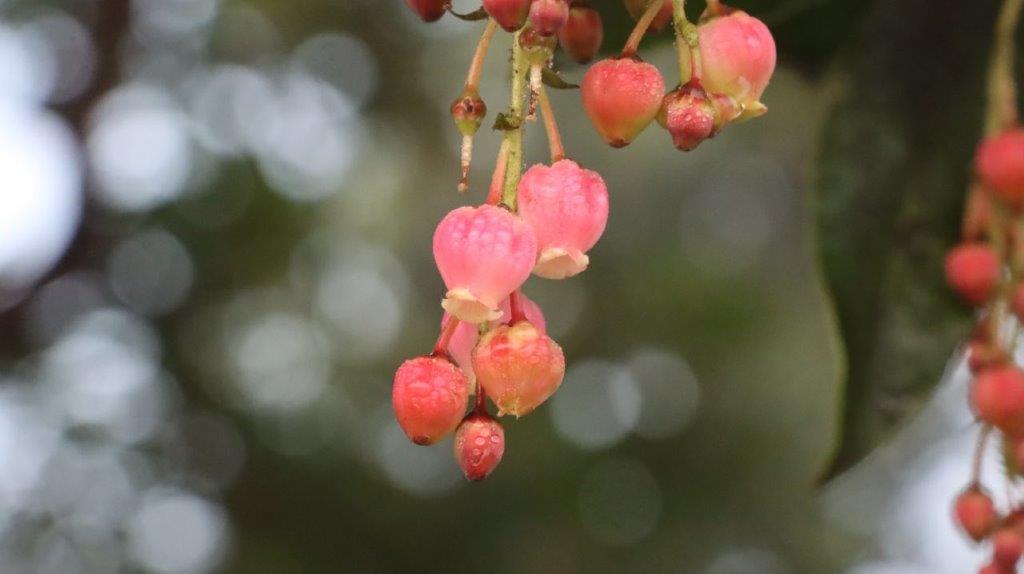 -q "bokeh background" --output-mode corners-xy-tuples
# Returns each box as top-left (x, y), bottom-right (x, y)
(0, 0), (1004, 572)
